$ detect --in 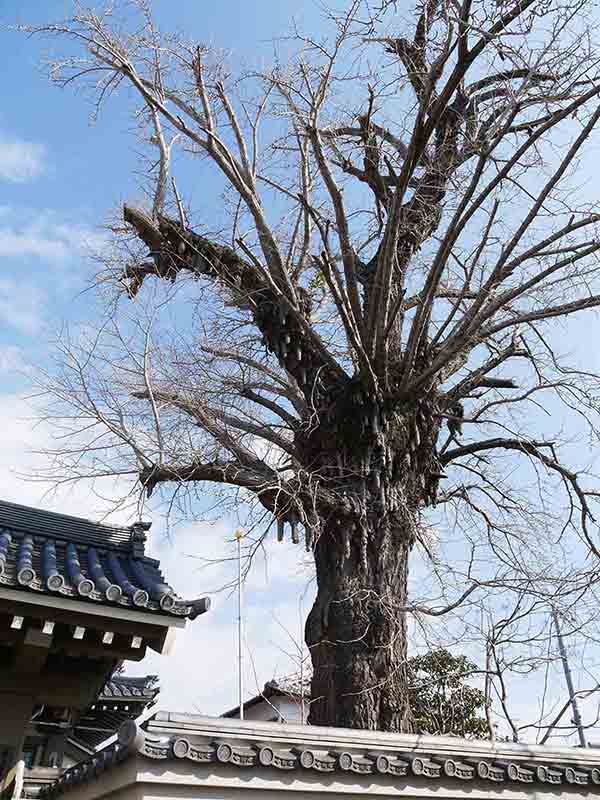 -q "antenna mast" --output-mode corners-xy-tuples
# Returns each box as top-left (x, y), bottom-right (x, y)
(552, 608), (586, 747)
(235, 528), (244, 720)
